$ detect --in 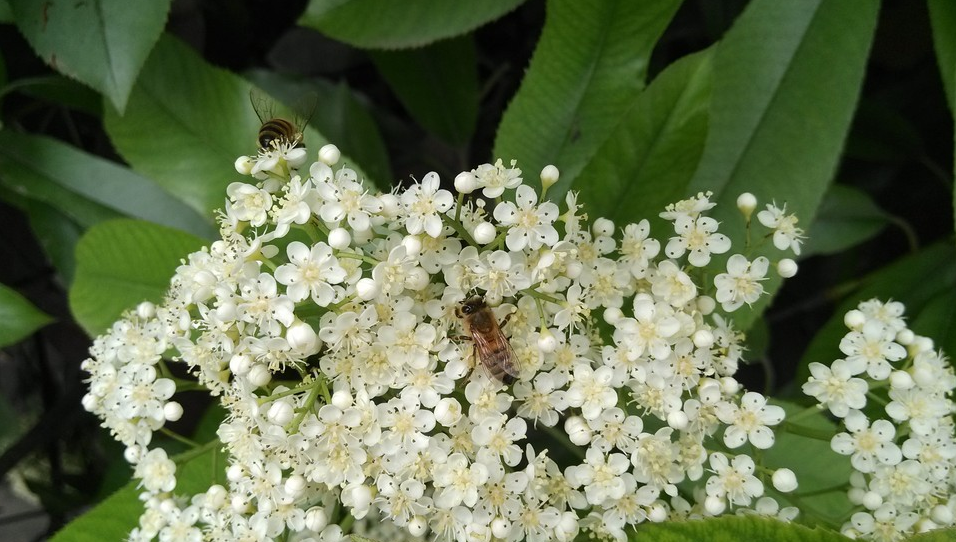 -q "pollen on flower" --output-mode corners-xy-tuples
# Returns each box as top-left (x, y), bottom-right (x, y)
(80, 139), (832, 542)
